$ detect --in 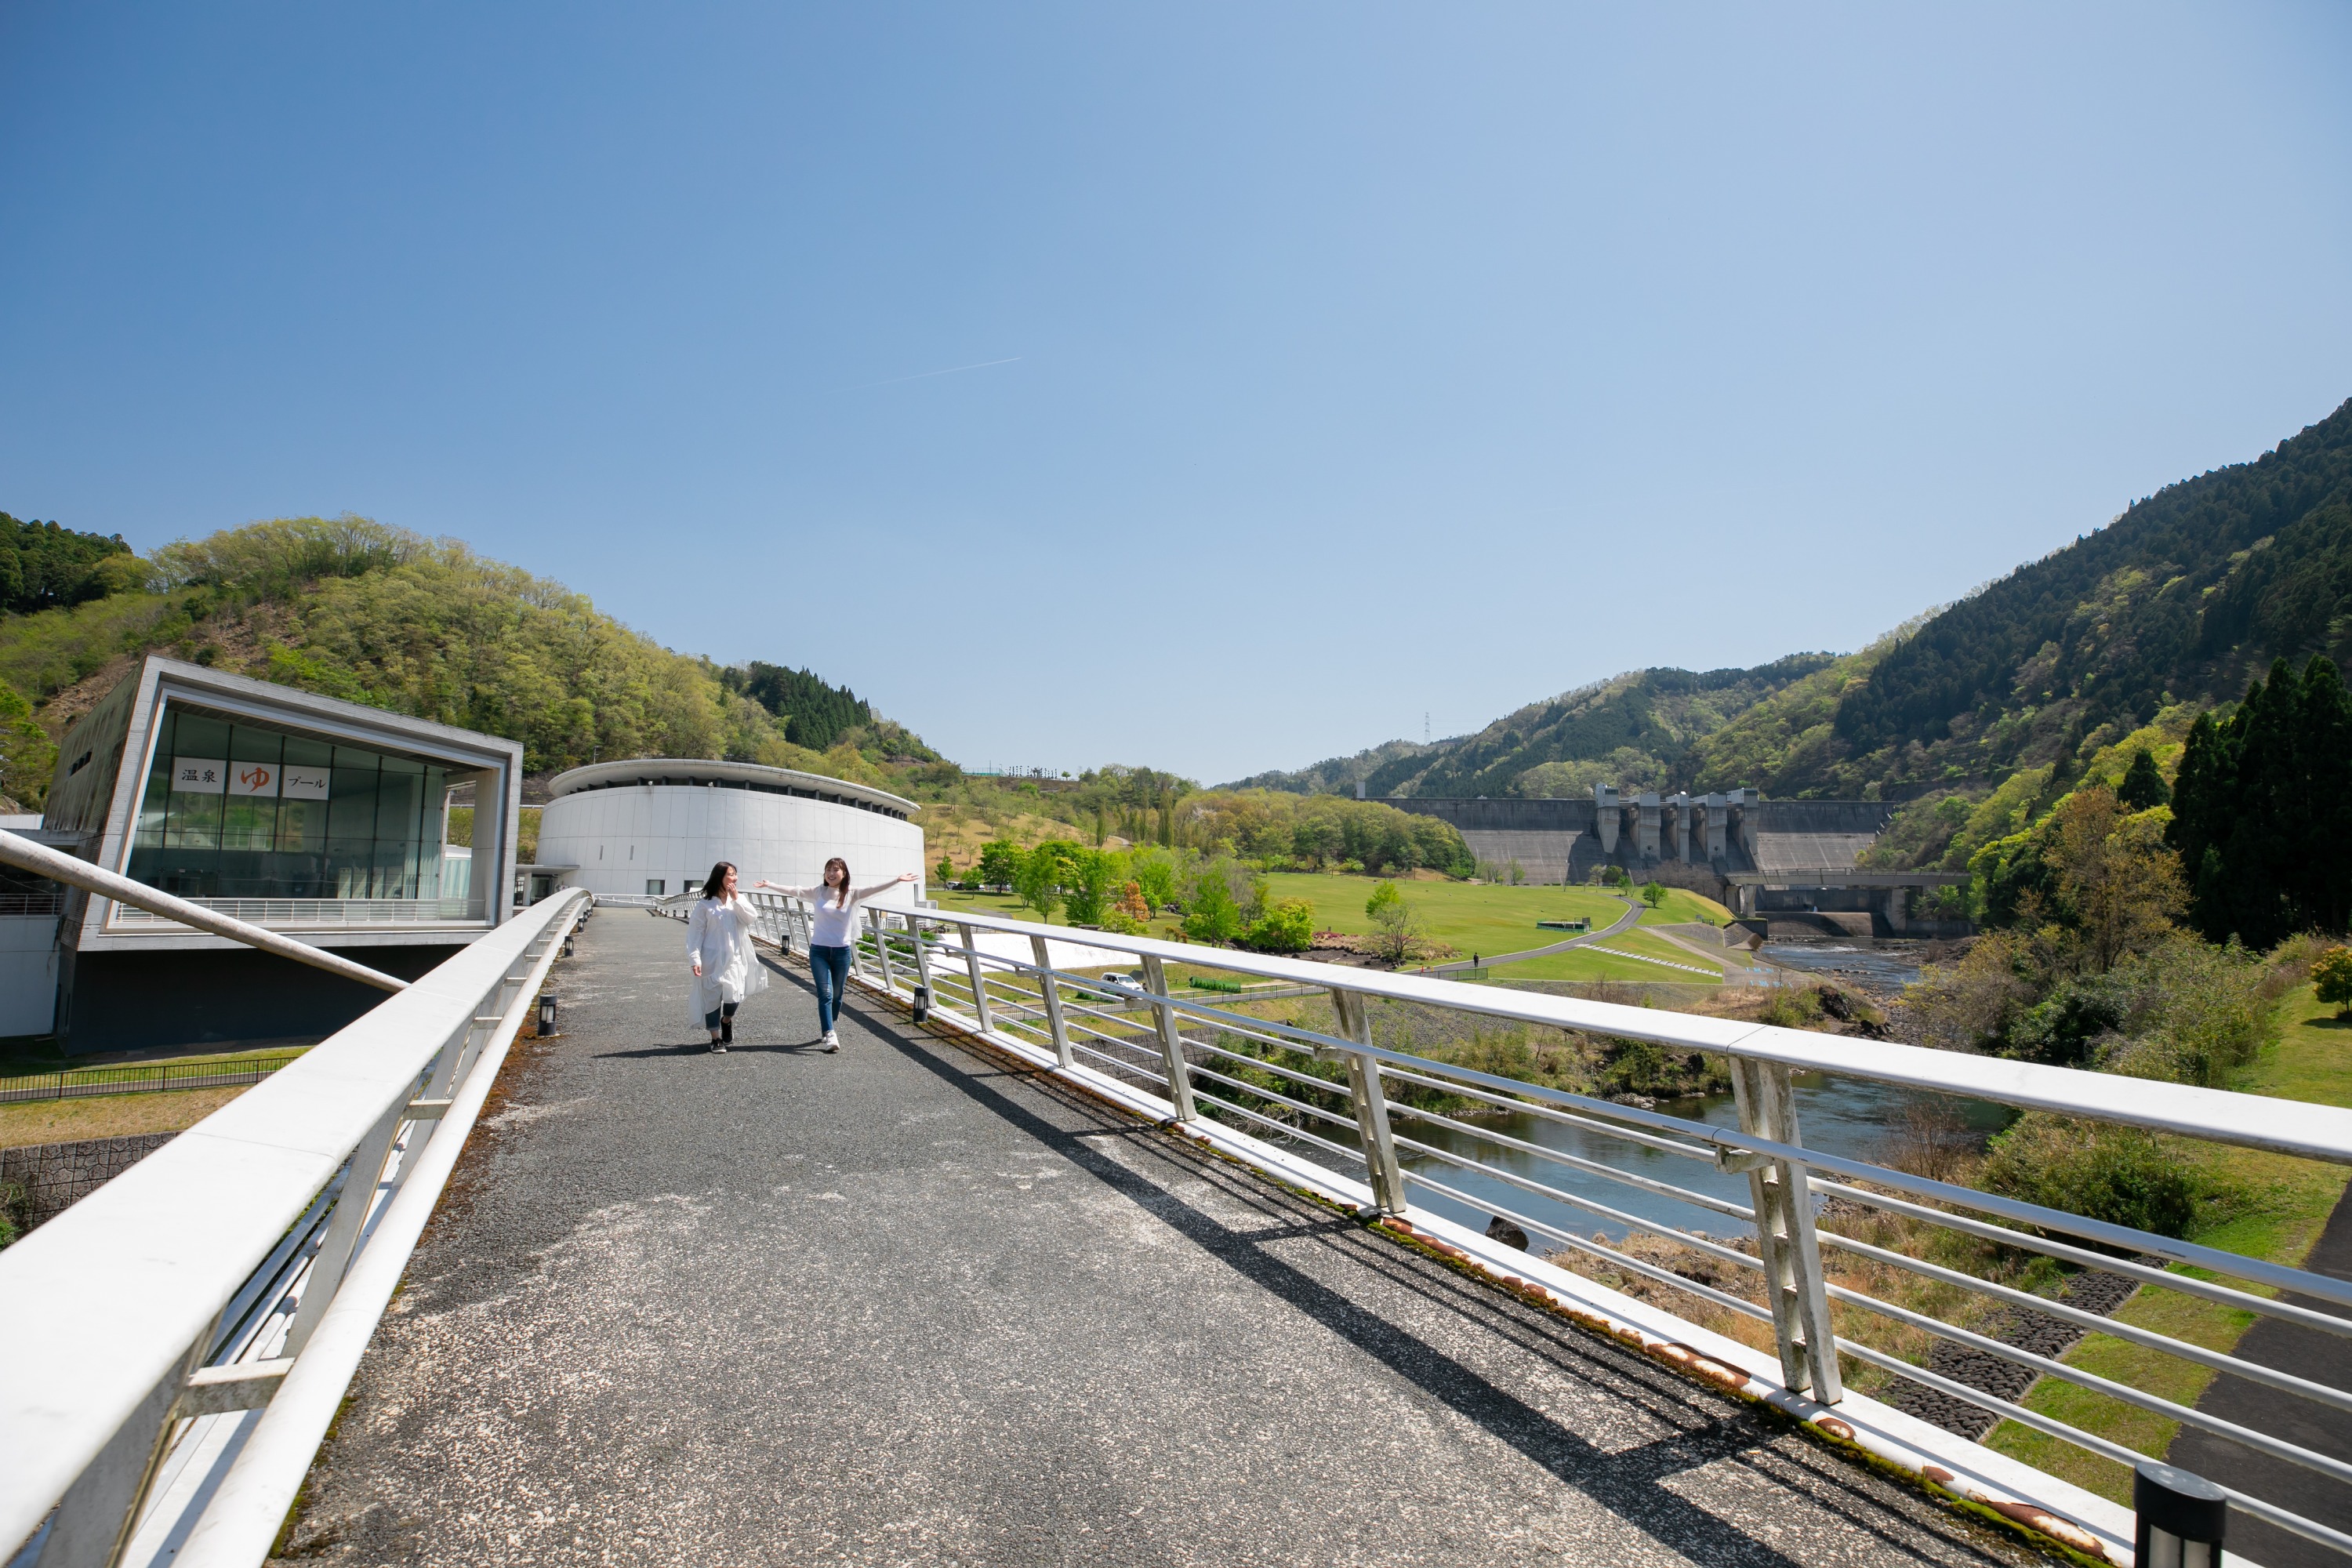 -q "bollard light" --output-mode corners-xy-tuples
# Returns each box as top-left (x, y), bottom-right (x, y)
(2135, 1461), (2225, 1568)
(913, 984), (930, 1023)
(562, 932), (575, 958)
(536, 993), (558, 1037)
